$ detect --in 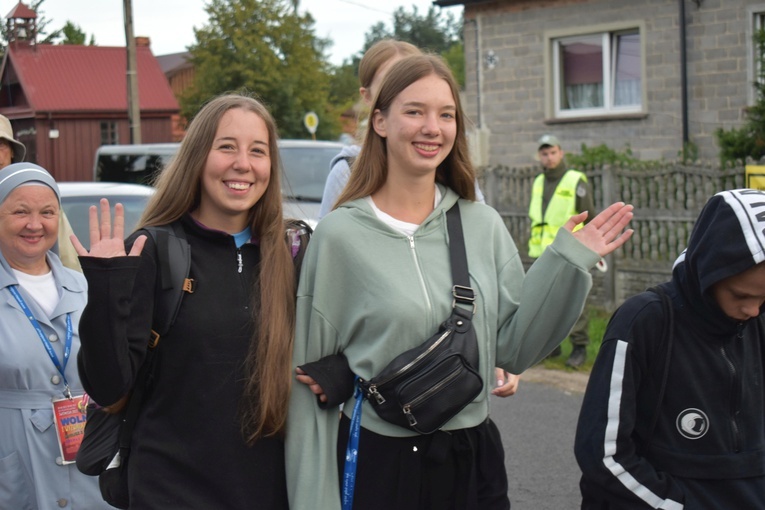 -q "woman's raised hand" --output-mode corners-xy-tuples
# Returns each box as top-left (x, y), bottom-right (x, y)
(563, 202), (634, 257)
(70, 198), (146, 258)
